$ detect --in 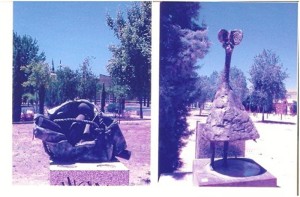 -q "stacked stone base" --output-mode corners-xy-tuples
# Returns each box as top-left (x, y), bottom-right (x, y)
(50, 161), (129, 186)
